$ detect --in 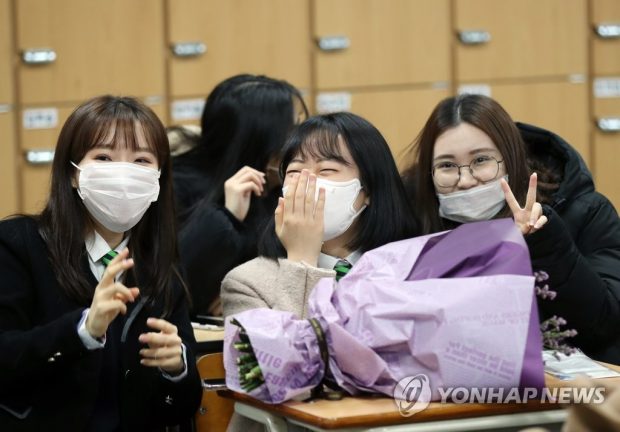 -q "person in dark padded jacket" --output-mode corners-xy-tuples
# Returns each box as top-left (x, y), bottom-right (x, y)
(171, 74), (308, 317)
(403, 94), (620, 364)
(0, 95), (202, 431)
